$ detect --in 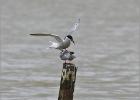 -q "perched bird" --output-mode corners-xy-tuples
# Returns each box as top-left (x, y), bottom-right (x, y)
(60, 50), (76, 62)
(30, 18), (80, 51)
